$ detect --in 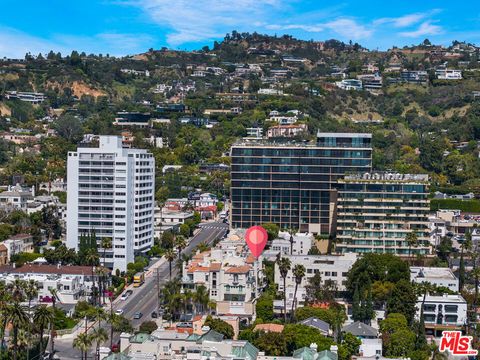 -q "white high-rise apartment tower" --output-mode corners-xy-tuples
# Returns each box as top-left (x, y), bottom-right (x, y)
(66, 136), (155, 271)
